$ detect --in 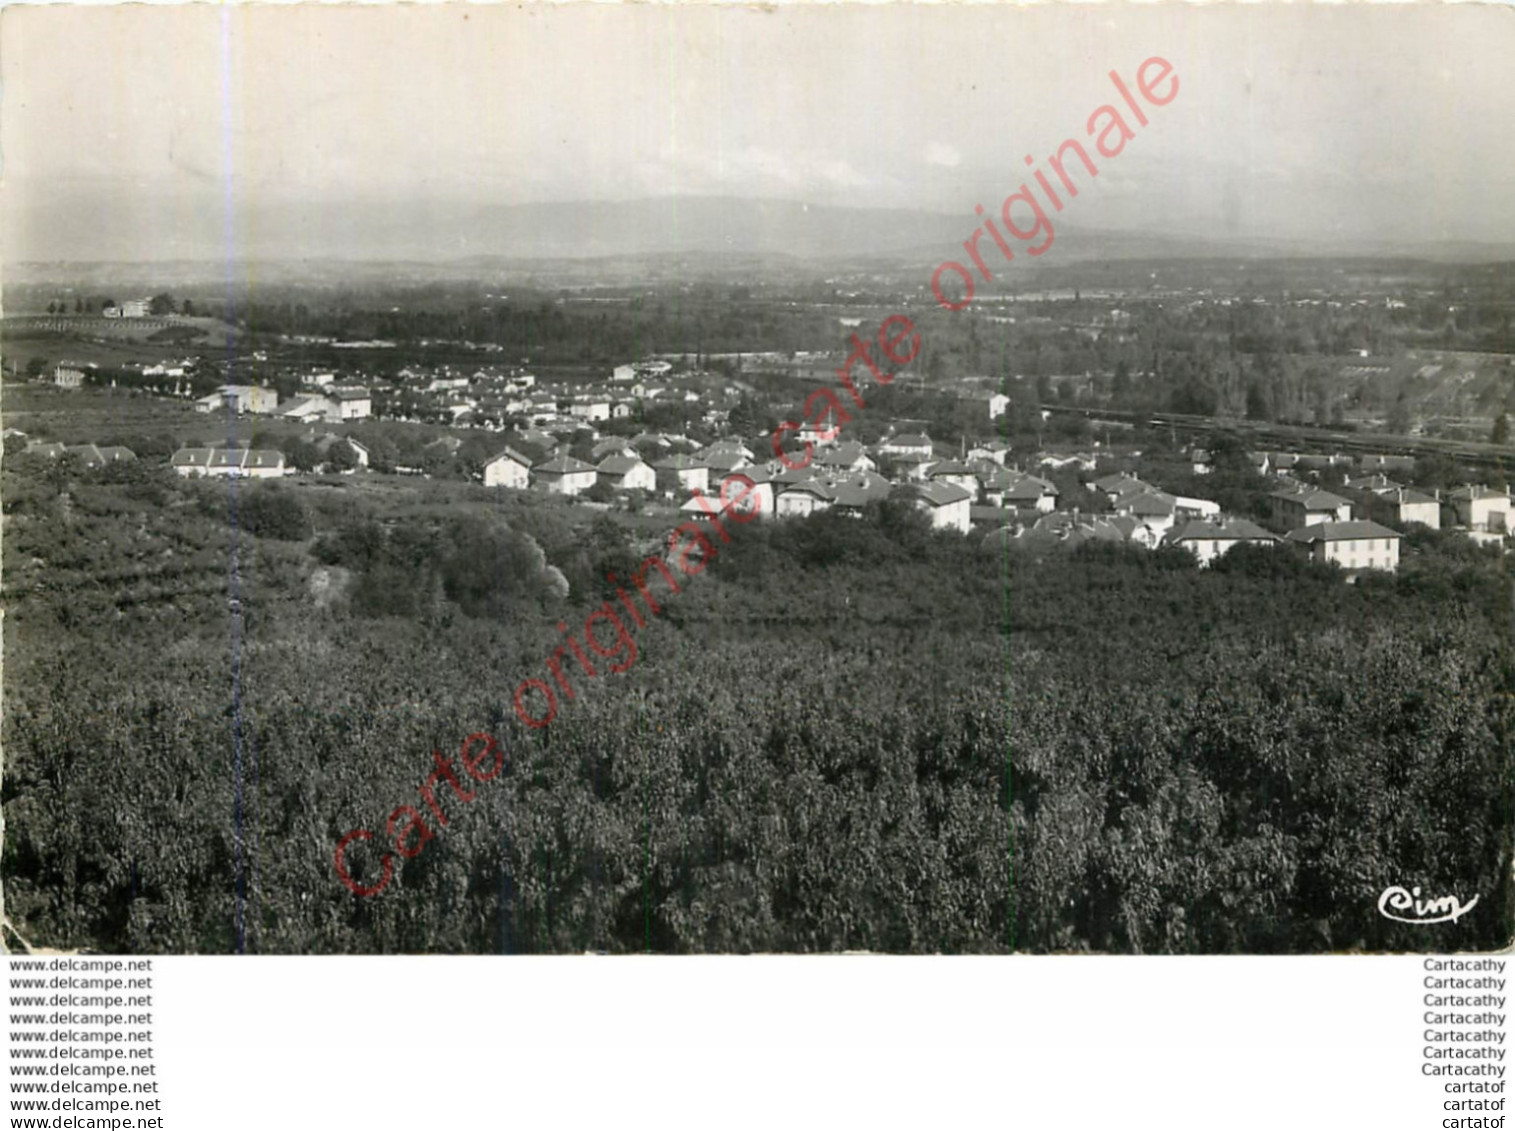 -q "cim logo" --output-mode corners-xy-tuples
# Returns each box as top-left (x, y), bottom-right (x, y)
(1377, 885), (1480, 926)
